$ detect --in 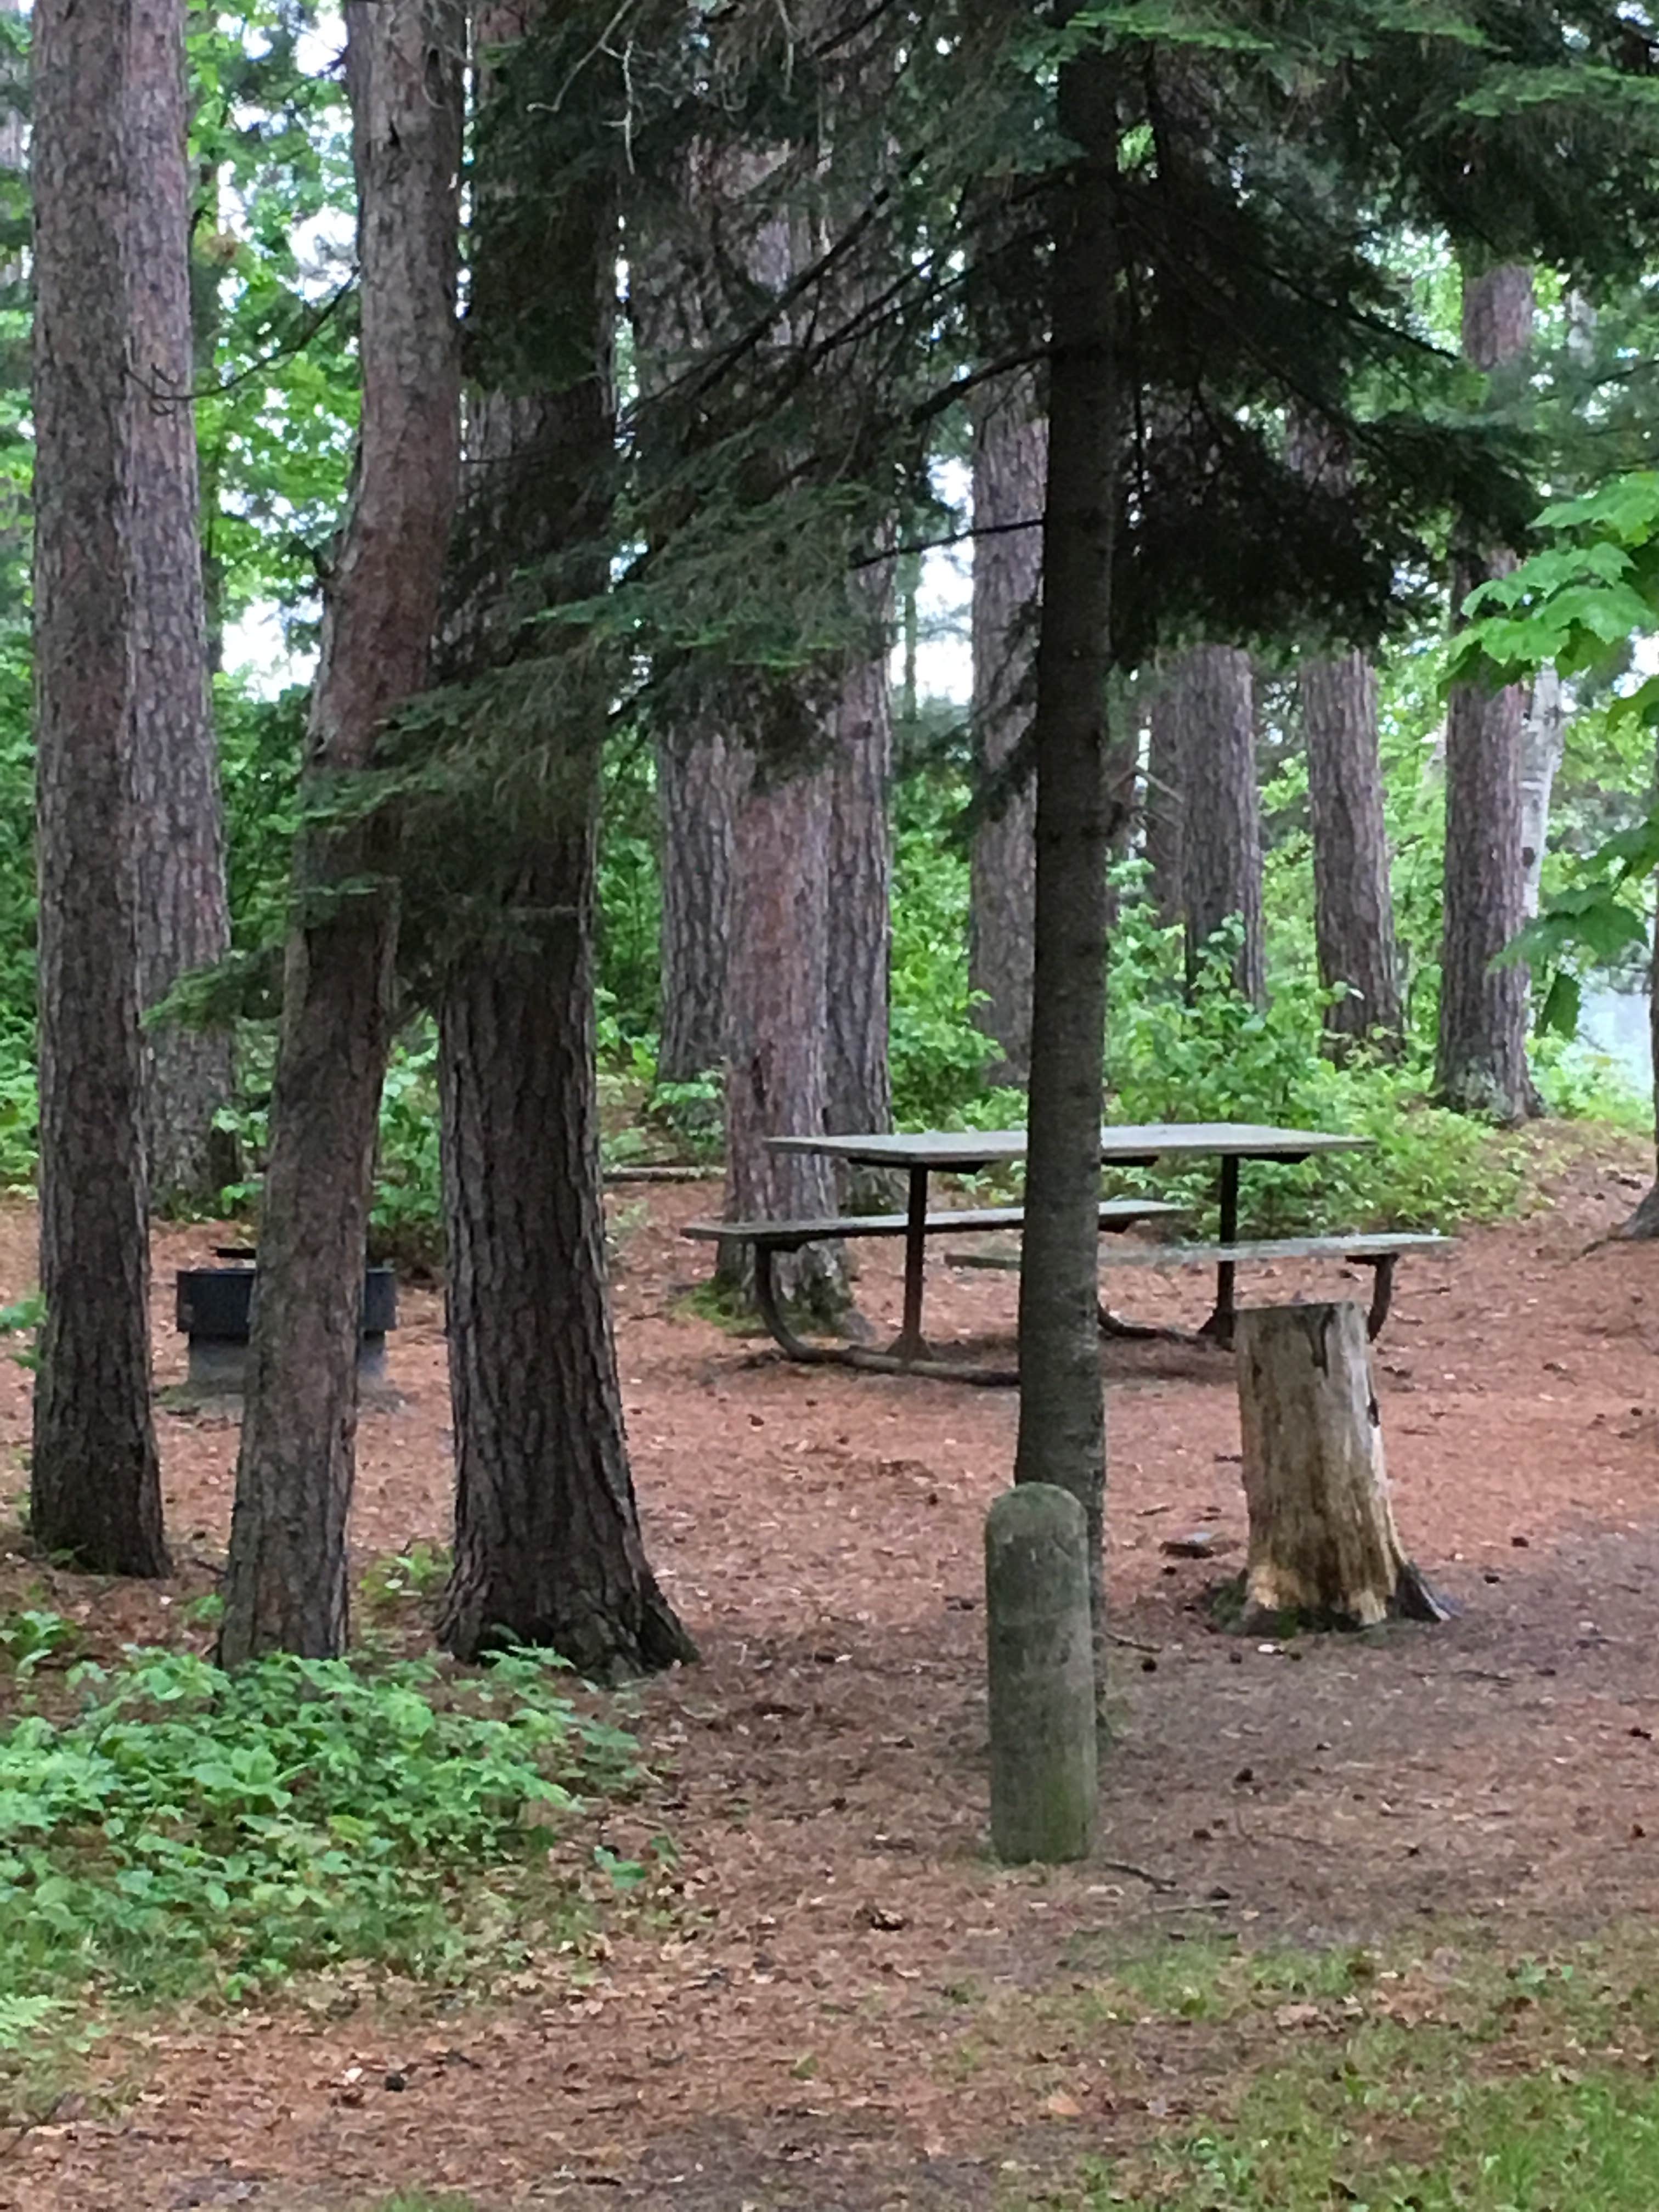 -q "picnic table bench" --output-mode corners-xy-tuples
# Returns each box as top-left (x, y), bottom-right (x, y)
(682, 1198), (1183, 1382)
(950, 1230), (1454, 1343)
(682, 1122), (1447, 1380)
